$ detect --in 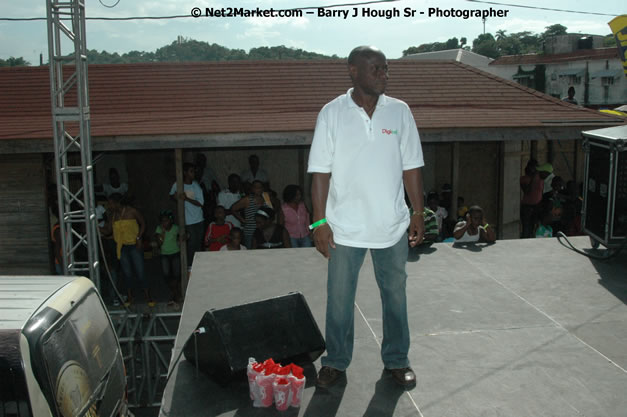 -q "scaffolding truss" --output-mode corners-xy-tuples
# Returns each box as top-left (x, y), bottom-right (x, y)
(110, 310), (181, 408)
(45, 2), (181, 410)
(46, 0), (100, 287)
